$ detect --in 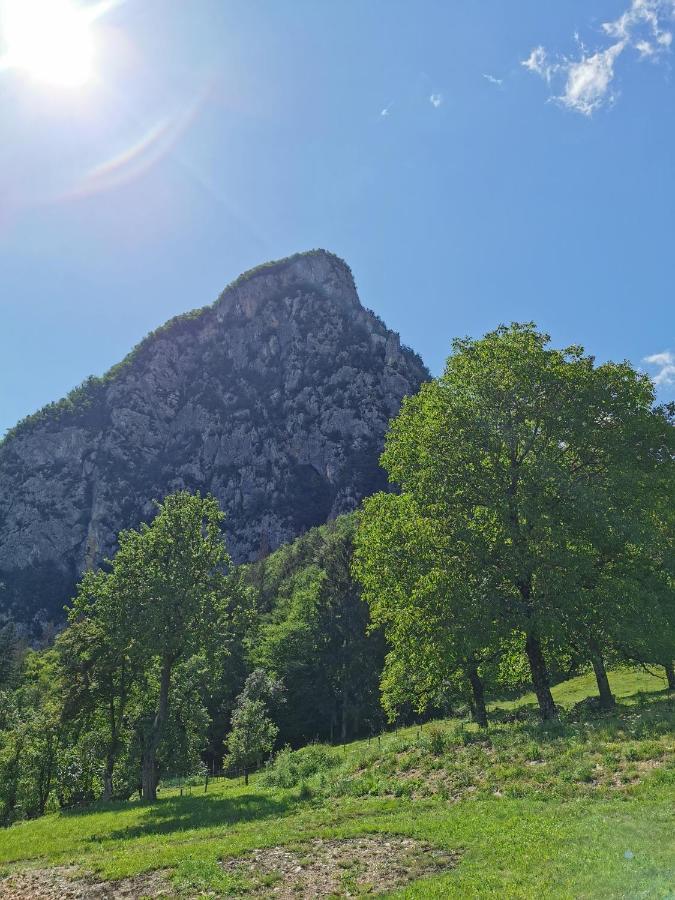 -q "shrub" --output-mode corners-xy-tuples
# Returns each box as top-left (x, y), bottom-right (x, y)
(262, 744), (339, 788)
(419, 726), (450, 757)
